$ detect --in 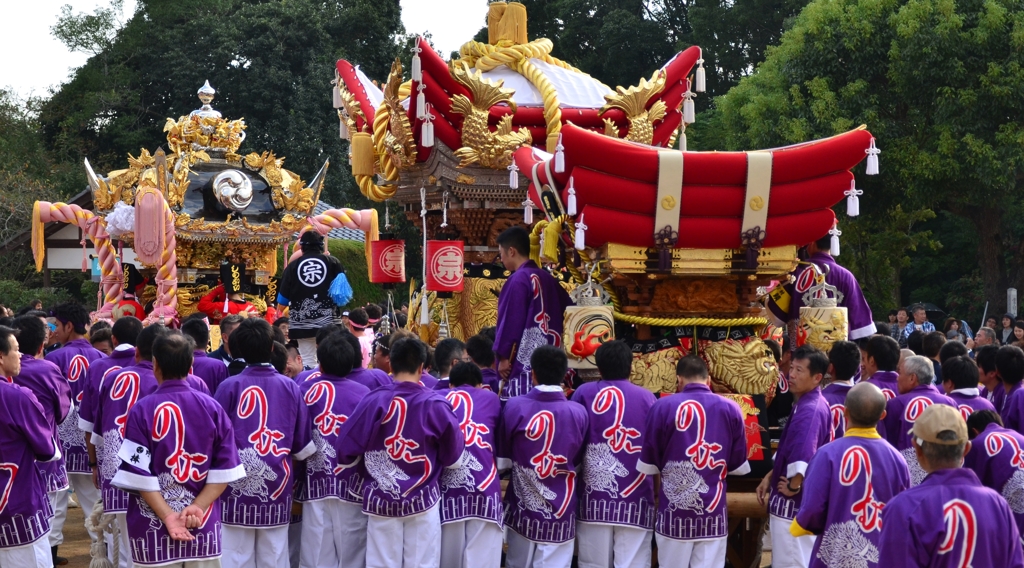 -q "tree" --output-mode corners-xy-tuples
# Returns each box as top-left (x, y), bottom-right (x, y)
(703, 0), (1024, 315)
